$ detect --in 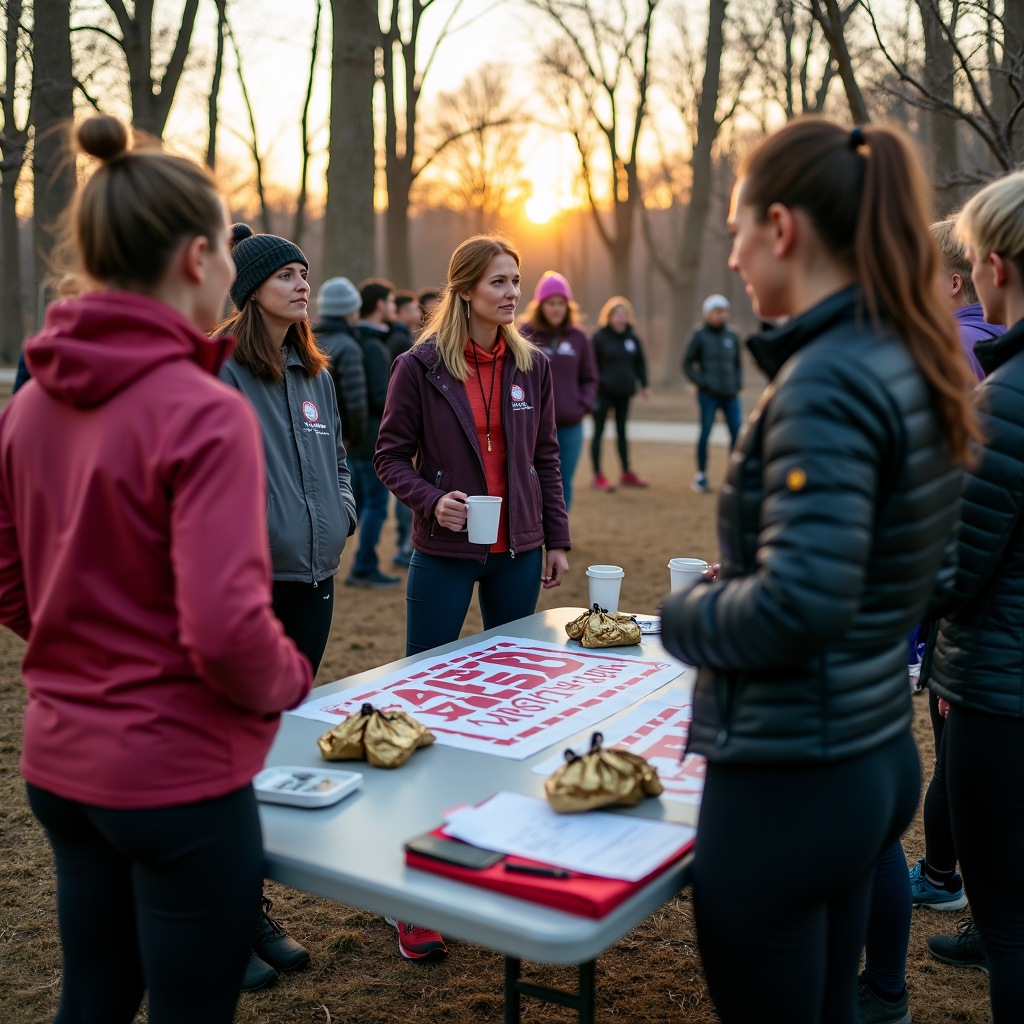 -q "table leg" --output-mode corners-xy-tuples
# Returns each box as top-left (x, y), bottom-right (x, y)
(504, 957), (522, 1024)
(503, 956), (597, 1023)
